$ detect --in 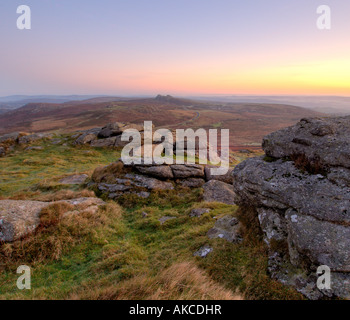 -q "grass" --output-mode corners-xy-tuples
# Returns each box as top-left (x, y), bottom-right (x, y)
(0, 134), (119, 197)
(0, 133), (303, 300)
